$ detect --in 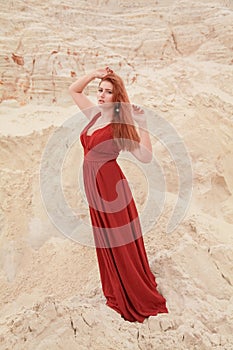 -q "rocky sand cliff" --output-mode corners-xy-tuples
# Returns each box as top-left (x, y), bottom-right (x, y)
(0, 0), (233, 349)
